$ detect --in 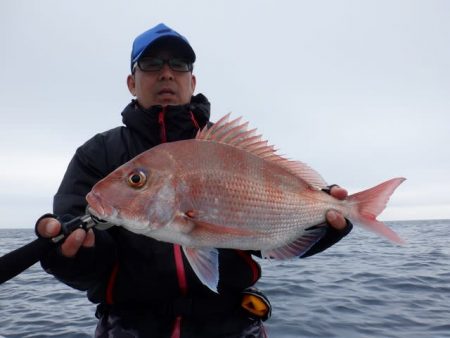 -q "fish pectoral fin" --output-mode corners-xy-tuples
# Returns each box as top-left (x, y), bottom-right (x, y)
(182, 246), (219, 293)
(261, 225), (327, 259)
